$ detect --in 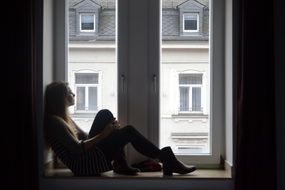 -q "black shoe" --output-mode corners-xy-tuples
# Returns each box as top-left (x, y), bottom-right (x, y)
(112, 150), (140, 175)
(113, 164), (140, 175)
(160, 146), (196, 176)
